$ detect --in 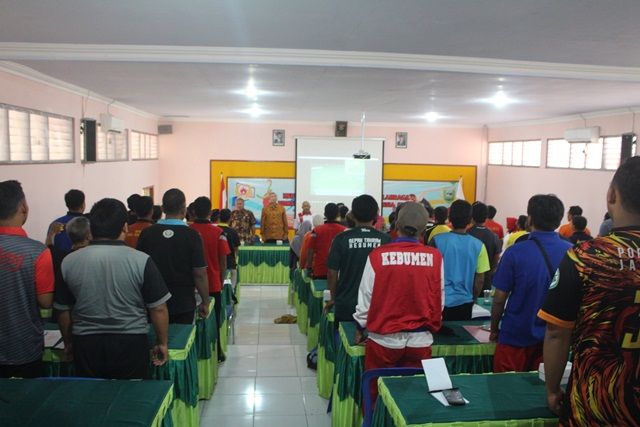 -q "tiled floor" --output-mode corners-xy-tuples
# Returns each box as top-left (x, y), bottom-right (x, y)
(200, 285), (331, 427)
